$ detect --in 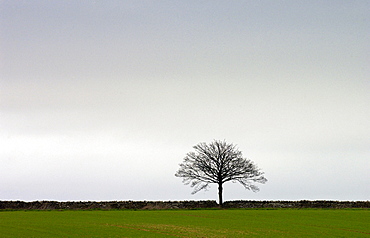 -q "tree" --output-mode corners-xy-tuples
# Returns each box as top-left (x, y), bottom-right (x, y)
(175, 140), (267, 206)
